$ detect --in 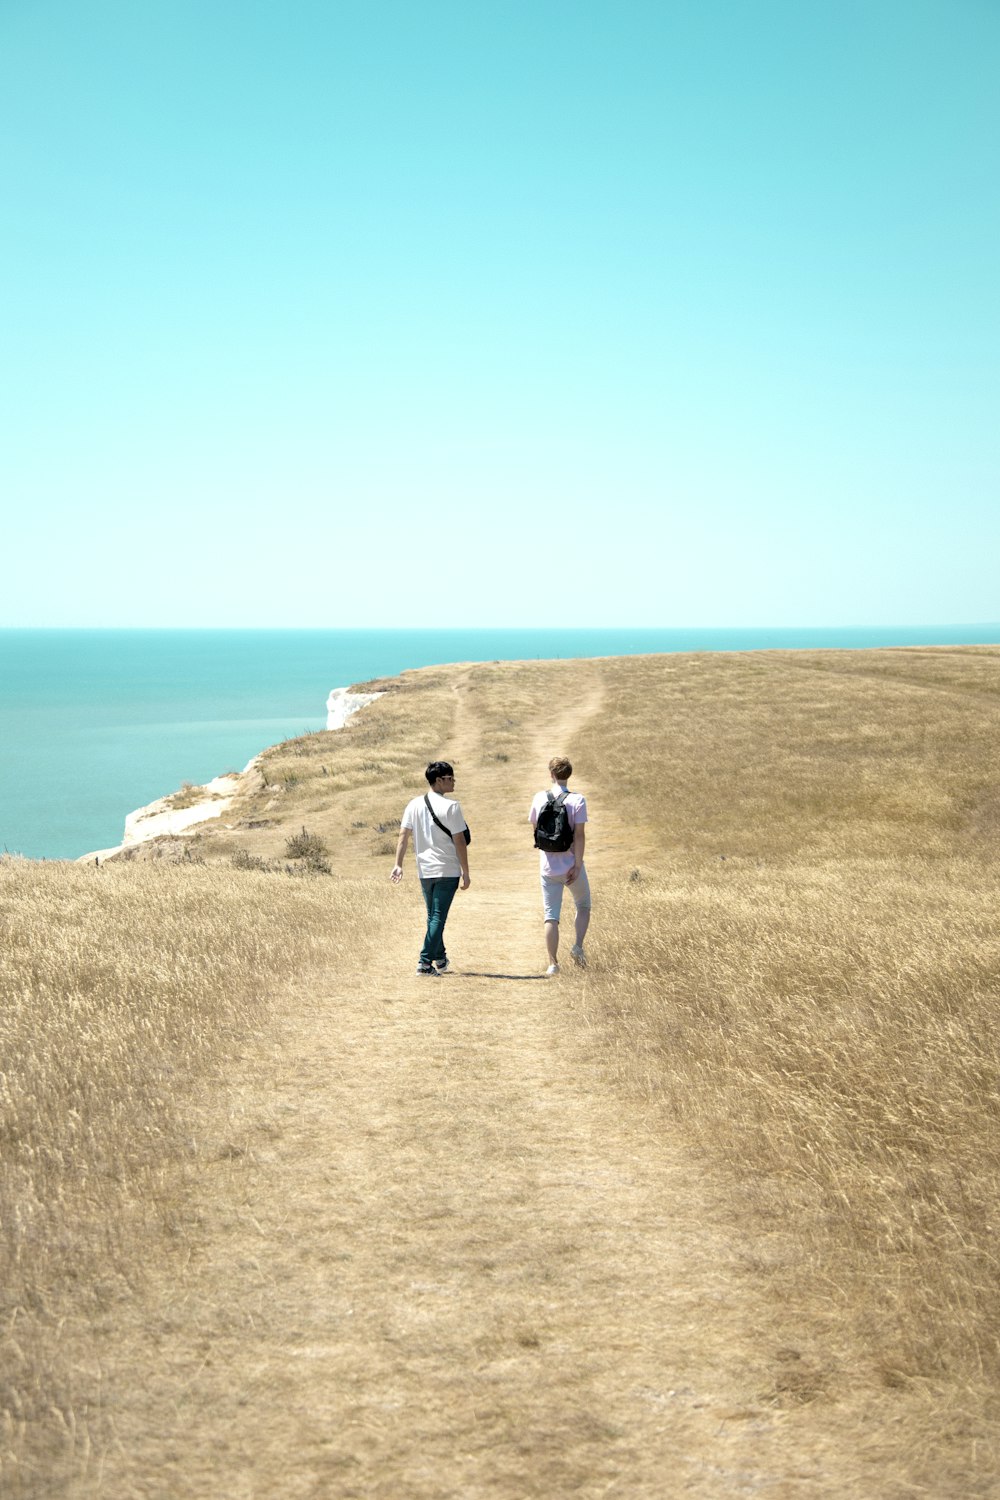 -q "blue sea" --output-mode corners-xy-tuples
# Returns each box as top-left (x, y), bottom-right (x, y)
(2, 626), (998, 860)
